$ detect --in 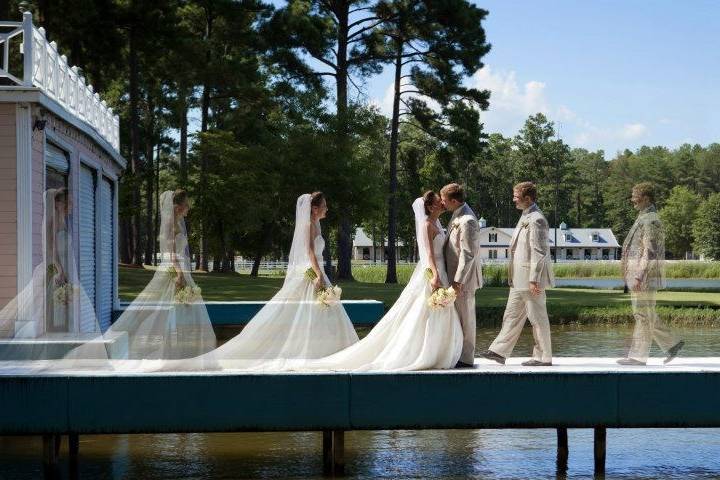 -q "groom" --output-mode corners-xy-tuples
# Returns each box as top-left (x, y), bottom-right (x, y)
(482, 181), (554, 366)
(441, 183), (483, 368)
